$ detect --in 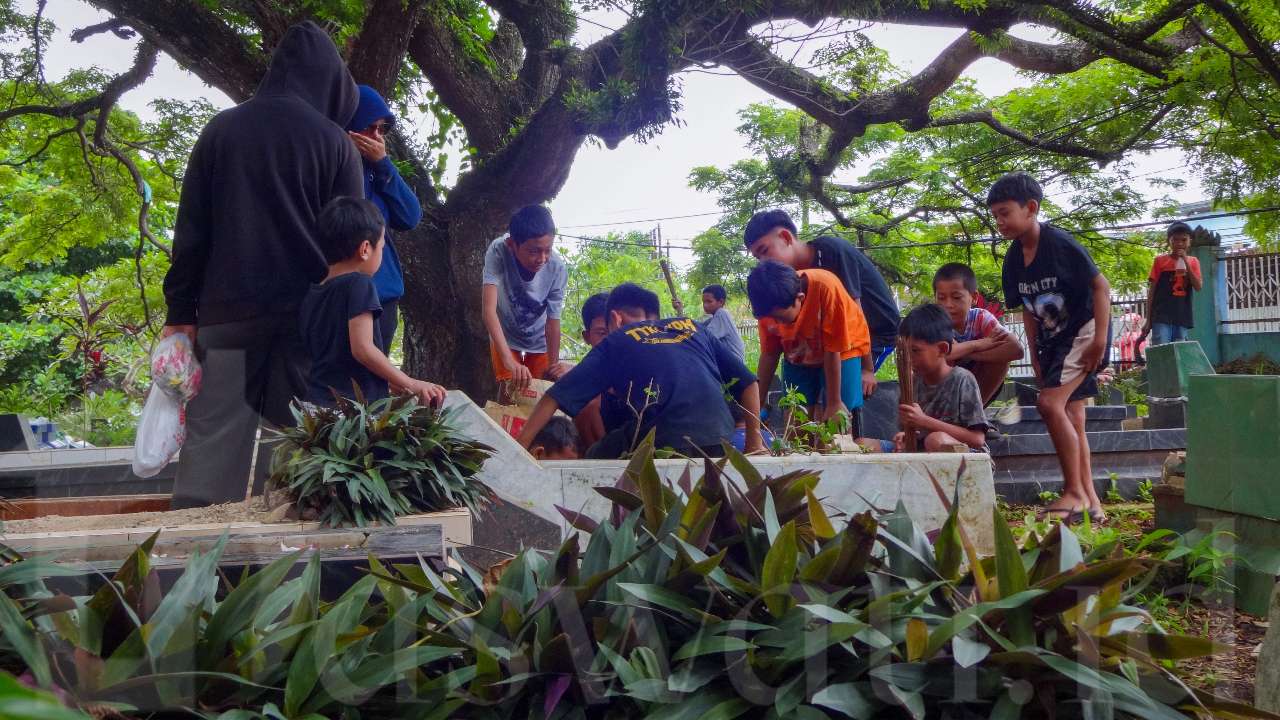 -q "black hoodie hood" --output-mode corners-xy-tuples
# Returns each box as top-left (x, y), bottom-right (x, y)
(256, 21), (358, 128)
